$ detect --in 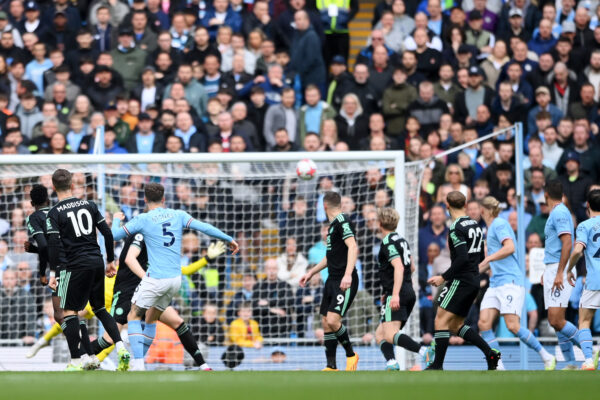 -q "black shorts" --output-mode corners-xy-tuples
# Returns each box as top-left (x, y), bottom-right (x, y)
(380, 288), (416, 323)
(319, 275), (359, 317)
(58, 267), (105, 311)
(110, 286), (136, 325)
(436, 279), (479, 317)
